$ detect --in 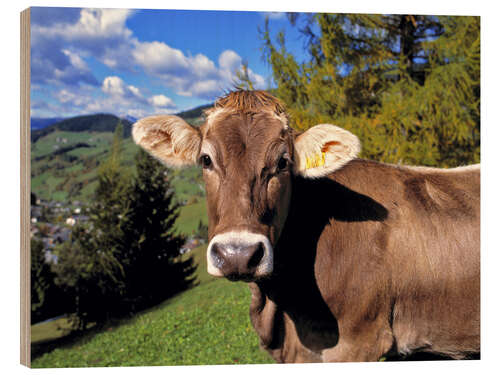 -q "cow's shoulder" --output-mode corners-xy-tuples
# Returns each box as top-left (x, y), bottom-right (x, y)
(326, 159), (479, 219)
